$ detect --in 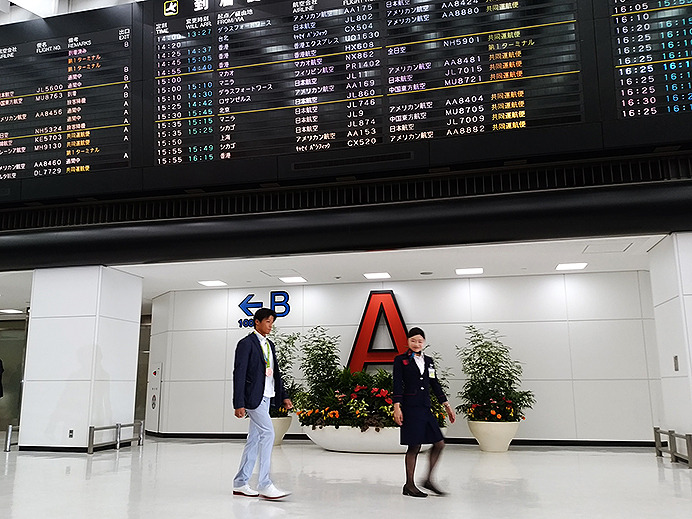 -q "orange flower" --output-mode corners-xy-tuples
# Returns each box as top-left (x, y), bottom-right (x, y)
(490, 410), (496, 415)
